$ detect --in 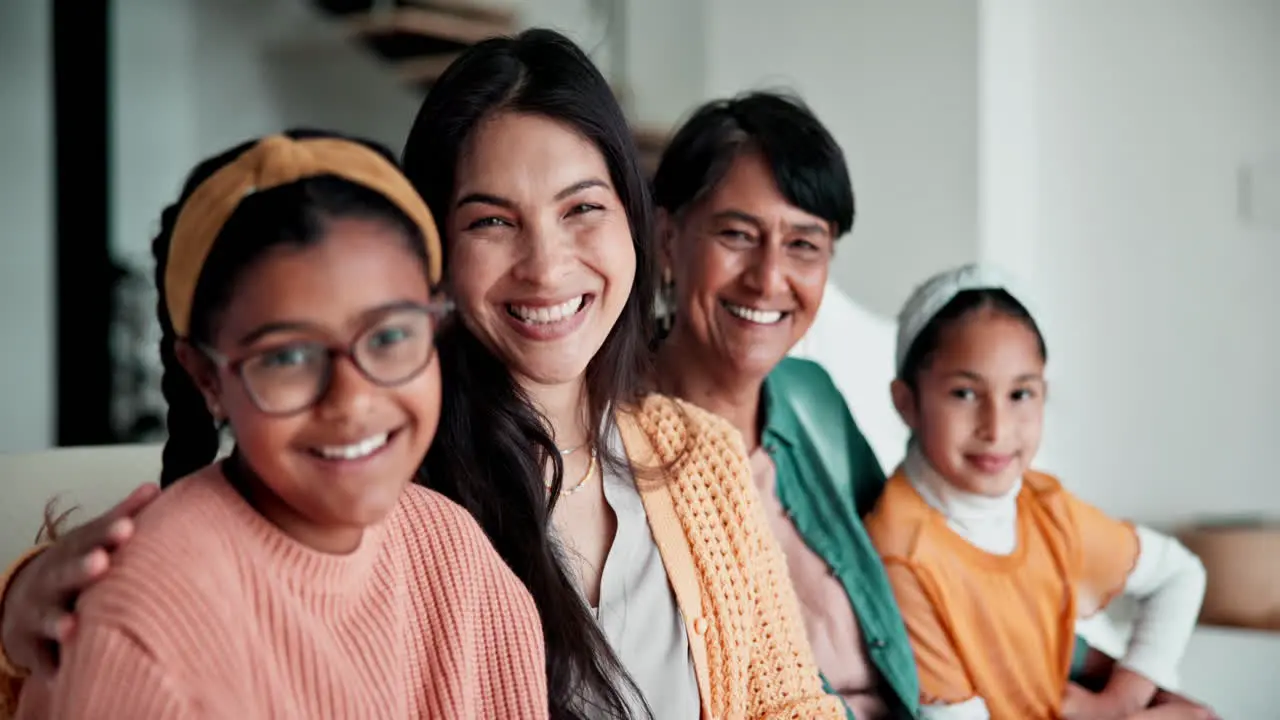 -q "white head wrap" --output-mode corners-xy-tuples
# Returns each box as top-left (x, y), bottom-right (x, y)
(894, 263), (1030, 376)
